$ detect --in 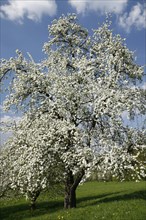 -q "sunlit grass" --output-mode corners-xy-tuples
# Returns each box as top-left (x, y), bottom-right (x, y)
(0, 181), (146, 220)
